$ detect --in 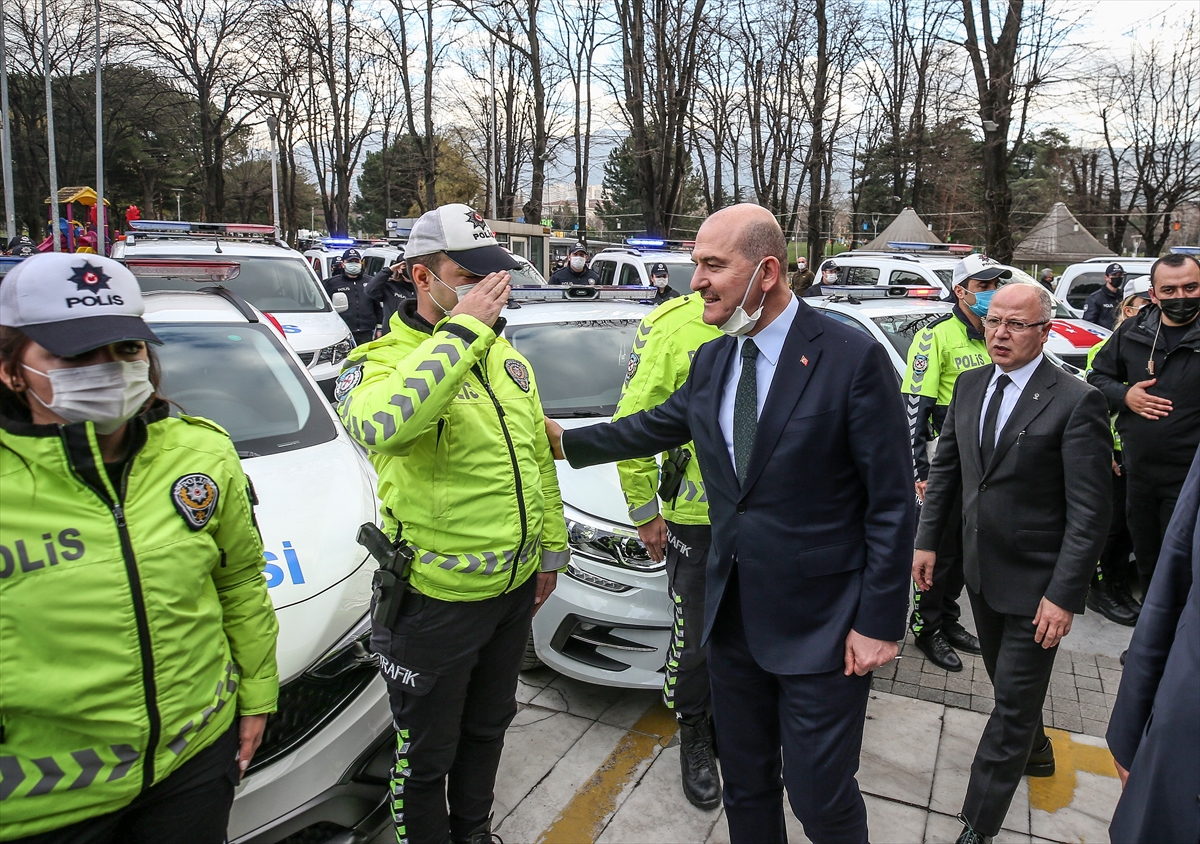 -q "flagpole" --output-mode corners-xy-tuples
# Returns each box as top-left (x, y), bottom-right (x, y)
(42, 0), (61, 251)
(0, 12), (17, 244)
(94, 0), (105, 255)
